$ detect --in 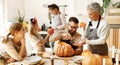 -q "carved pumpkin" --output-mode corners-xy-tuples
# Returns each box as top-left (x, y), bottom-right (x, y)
(82, 54), (102, 65)
(81, 50), (92, 56)
(54, 41), (74, 57)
